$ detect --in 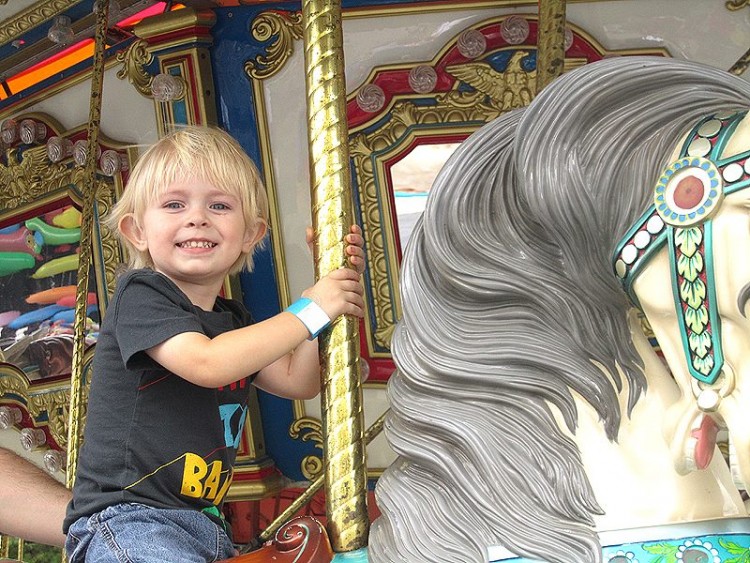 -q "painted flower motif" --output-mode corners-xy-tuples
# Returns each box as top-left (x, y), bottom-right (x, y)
(607, 550), (638, 563)
(676, 539), (721, 563)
